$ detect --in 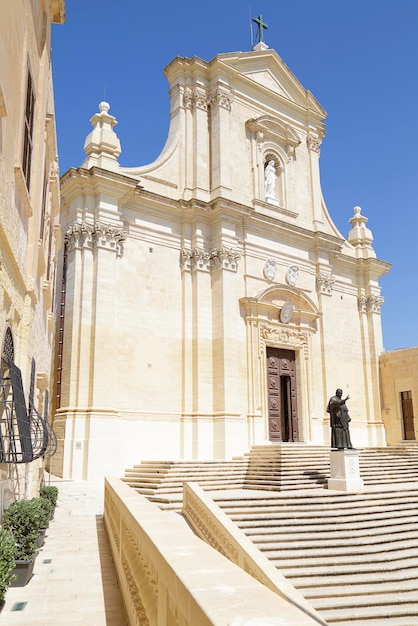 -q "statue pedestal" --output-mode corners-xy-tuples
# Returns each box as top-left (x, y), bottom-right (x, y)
(327, 449), (364, 491)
